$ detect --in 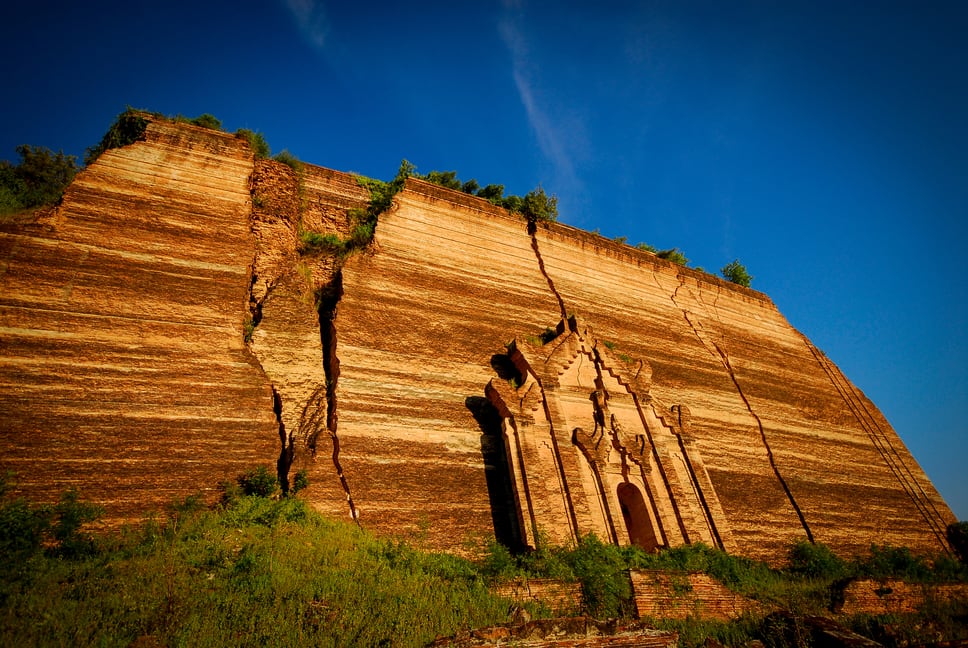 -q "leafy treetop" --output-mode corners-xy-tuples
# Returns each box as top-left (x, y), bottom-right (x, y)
(418, 168), (557, 223)
(656, 248), (689, 266)
(84, 108), (150, 165)
(721, 259), (753, 287)
(0, 145), (78, 215)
